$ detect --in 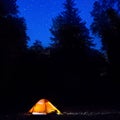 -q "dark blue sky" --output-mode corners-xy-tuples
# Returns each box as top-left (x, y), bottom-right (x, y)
(17, 0), (101, 49)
